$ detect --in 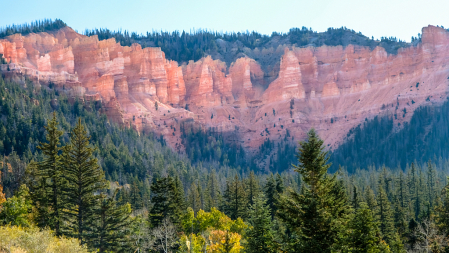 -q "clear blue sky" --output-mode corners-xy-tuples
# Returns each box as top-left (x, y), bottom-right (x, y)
(1, 0), (449, 42)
